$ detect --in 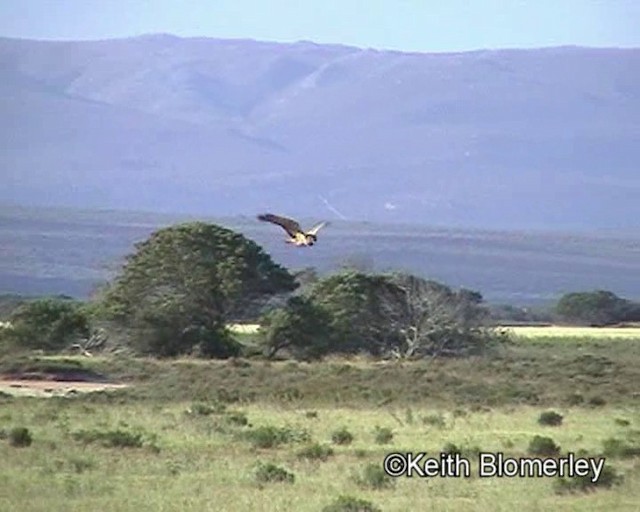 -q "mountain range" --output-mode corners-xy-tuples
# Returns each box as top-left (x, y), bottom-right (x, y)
(1, 34), (639, 229)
